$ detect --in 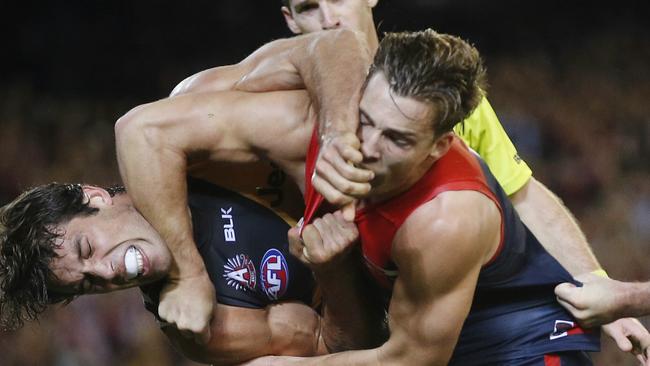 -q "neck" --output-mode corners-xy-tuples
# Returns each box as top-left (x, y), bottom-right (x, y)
(366, 27), (379, 54)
